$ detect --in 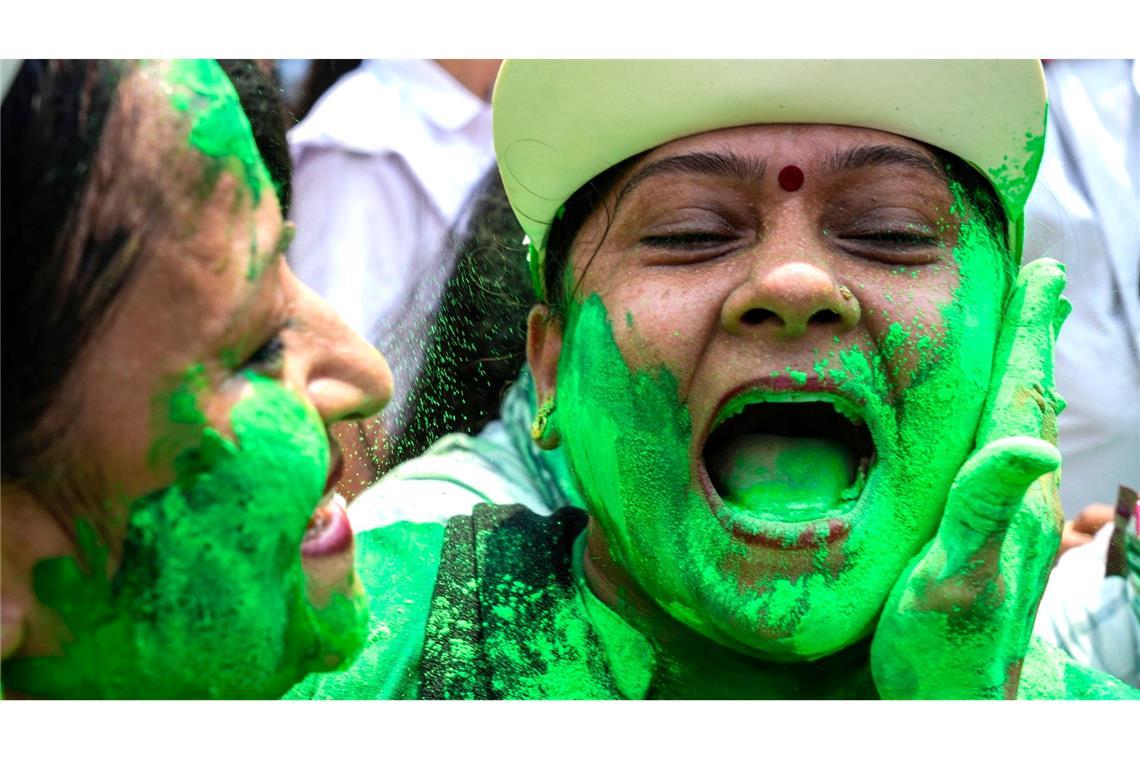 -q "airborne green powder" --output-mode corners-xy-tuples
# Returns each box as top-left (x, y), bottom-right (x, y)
(2, 373), (367, 698)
